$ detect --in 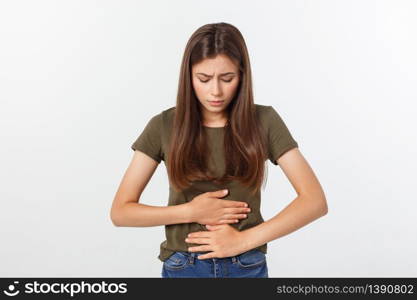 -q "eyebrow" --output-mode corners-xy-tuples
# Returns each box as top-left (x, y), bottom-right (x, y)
(196, 72), (235, 77)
